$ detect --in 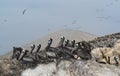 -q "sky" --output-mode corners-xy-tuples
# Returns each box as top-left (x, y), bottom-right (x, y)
(0, 0), (120, 55)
